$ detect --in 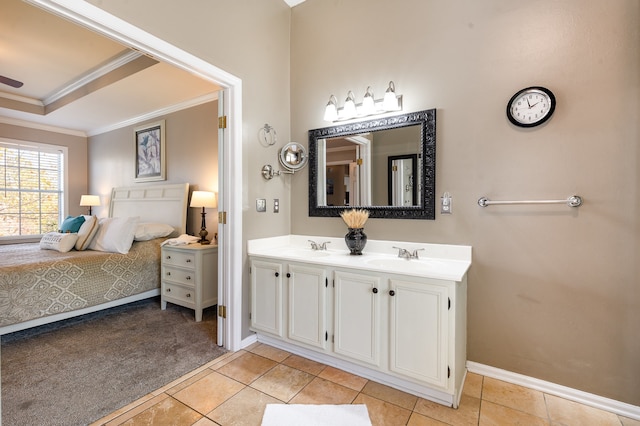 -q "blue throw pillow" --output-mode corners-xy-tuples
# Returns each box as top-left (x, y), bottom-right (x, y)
(60, 215), (85, 233)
